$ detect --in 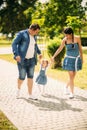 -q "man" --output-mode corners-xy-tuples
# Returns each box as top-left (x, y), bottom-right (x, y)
(12, 23), (42, 100)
